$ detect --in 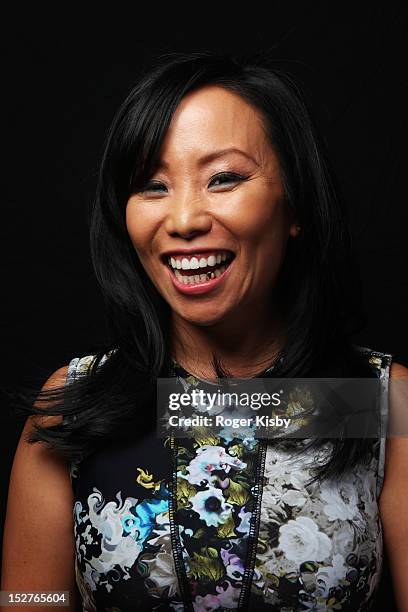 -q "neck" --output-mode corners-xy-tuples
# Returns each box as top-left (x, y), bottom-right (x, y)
(170, 300), (286, 379)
